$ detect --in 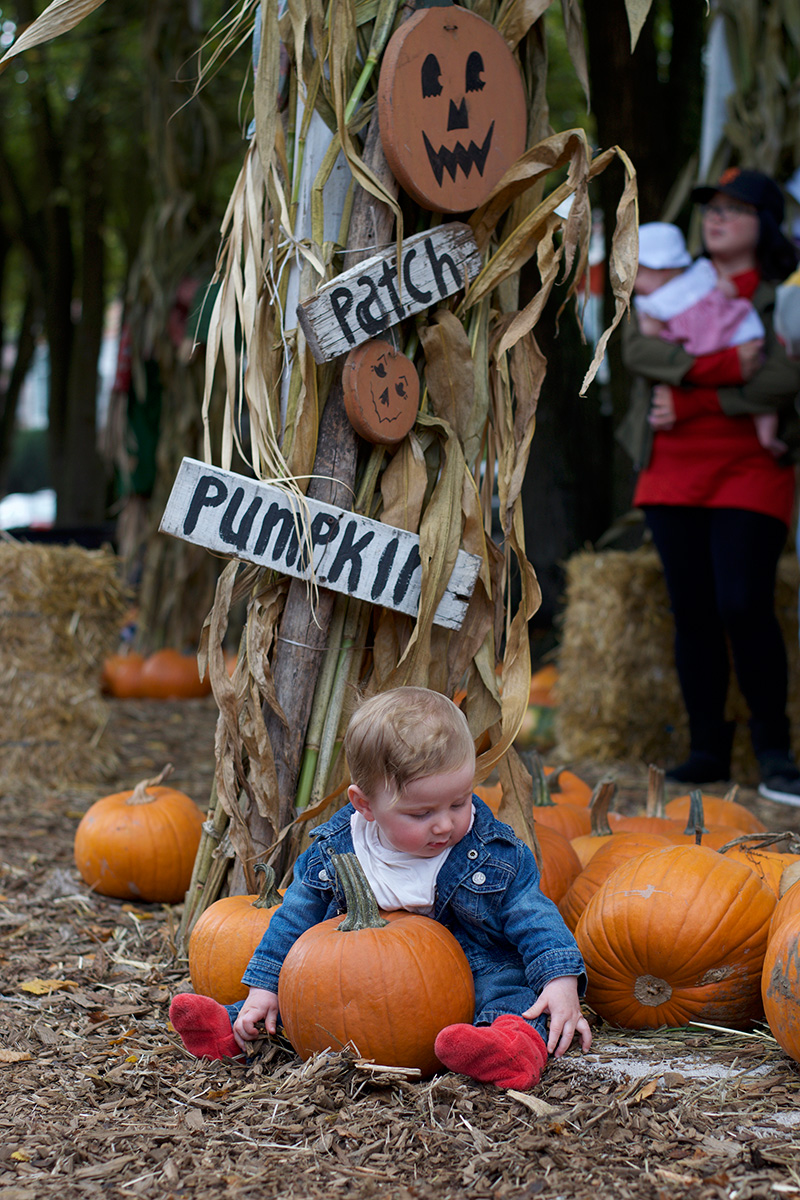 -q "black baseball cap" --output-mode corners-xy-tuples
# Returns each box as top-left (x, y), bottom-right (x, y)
(691, 167), (785, 223)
